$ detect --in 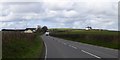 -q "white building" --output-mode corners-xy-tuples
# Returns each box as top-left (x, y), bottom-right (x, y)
(85, 26), (92, 30)
(24, 30), (33, 33)
(24, 28), (36, 33)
